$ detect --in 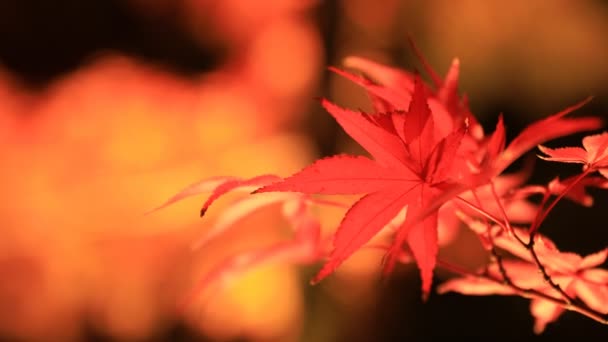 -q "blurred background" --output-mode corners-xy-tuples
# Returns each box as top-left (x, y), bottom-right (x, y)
(0, 0), (607, 341)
